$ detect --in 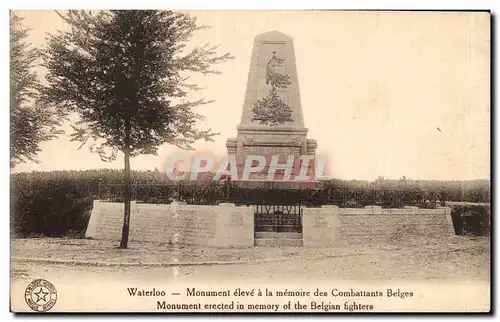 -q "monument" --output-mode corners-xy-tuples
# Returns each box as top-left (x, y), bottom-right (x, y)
(85, 31), (455, 251)
(226, 31), (318, 182)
